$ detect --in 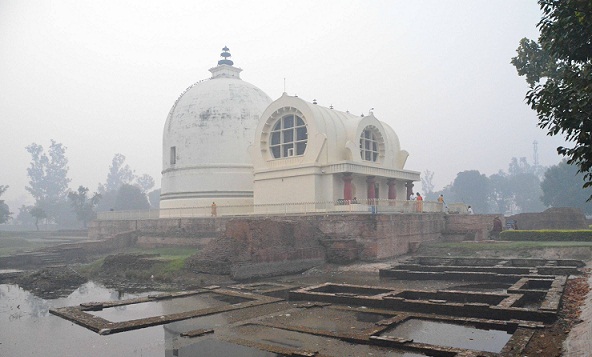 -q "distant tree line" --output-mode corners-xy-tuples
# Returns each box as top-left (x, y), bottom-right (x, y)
(422, 158), (592, 215)
(3, 140), (160, 230)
